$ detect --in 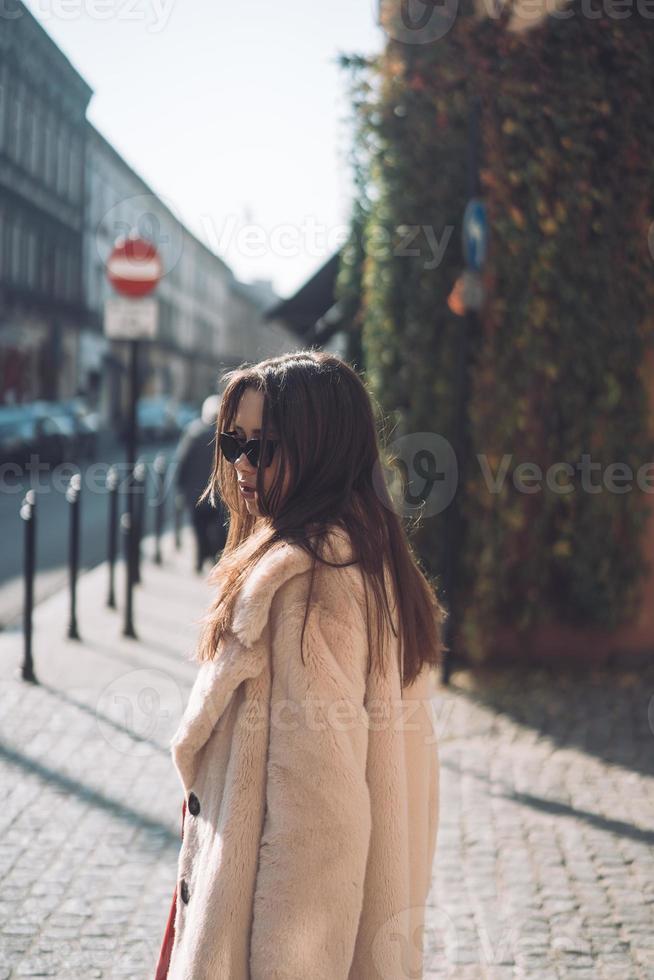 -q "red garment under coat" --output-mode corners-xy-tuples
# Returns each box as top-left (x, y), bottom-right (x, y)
(154, 799), (187, 980)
